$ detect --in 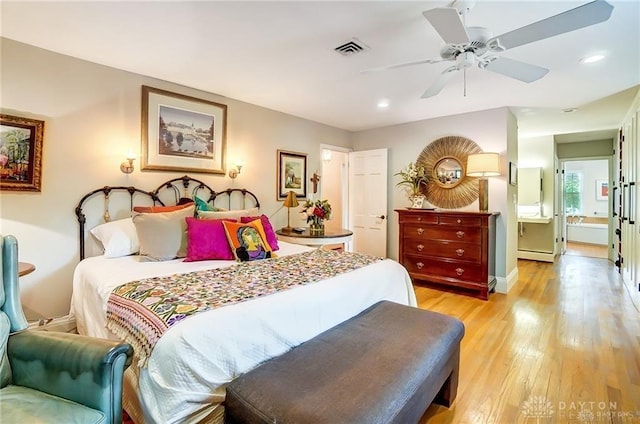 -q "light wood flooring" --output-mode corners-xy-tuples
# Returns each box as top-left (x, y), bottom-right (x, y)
(565, 242), (609, 259)
(418, 256), (640, 424)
